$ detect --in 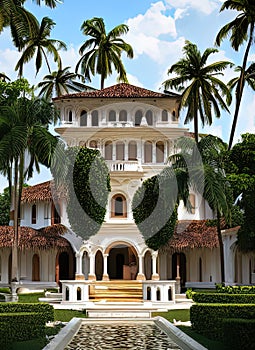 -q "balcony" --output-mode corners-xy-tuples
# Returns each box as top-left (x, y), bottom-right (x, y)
(107, 160), (143, 172)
